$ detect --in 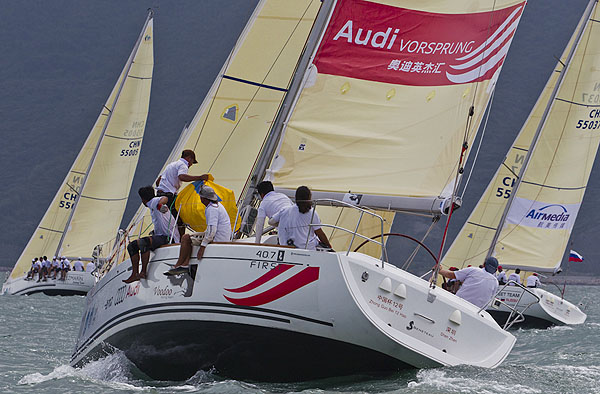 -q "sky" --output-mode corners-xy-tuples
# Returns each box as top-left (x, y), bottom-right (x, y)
(1, 0), (597, 276)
